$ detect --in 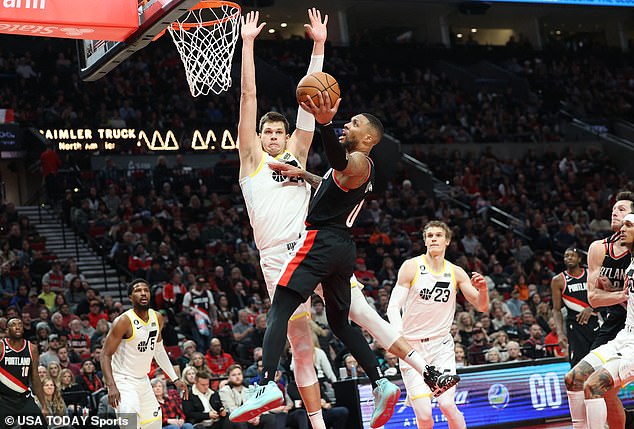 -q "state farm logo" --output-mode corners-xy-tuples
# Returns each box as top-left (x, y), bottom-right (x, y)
(0, 24), (94, 36)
